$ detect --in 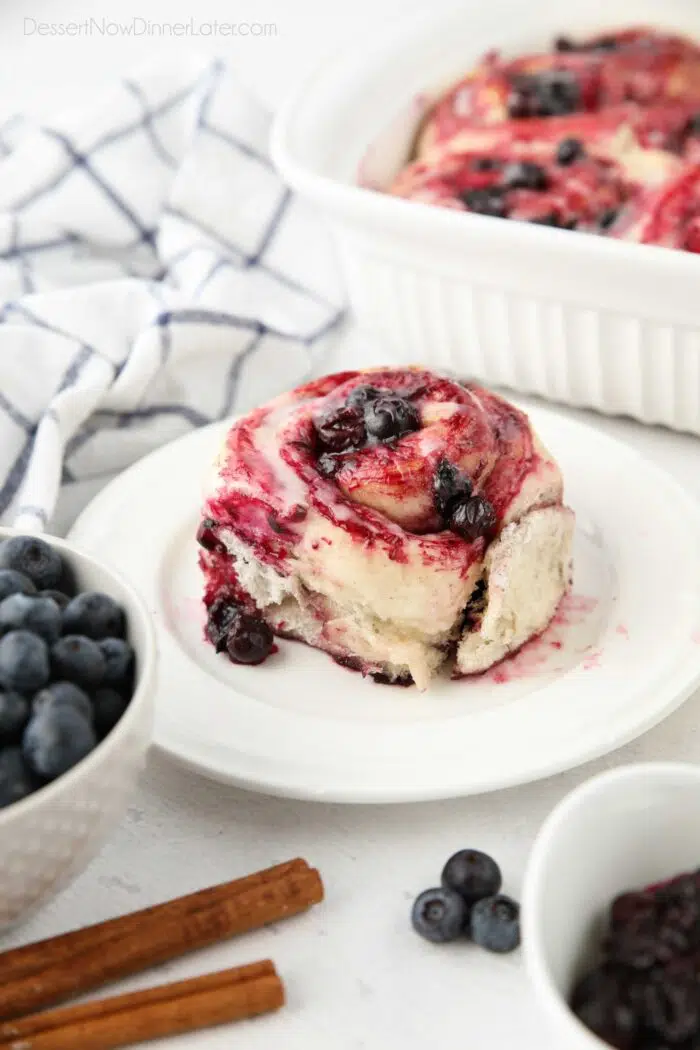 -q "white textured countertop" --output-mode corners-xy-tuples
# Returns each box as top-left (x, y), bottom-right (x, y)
(2, 3), (700, 1047)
